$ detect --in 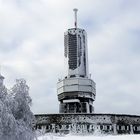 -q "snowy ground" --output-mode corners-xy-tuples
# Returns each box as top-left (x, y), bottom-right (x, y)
(37, 134), (140, 140)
